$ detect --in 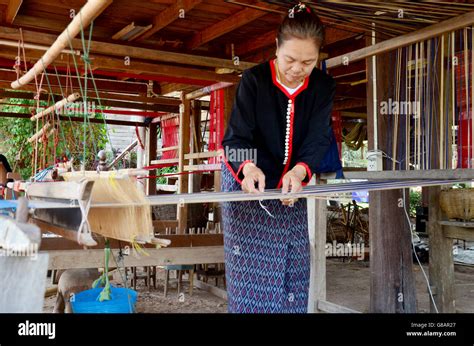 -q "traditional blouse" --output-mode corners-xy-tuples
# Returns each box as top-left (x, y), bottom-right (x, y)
(222, 59), (336, 189)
